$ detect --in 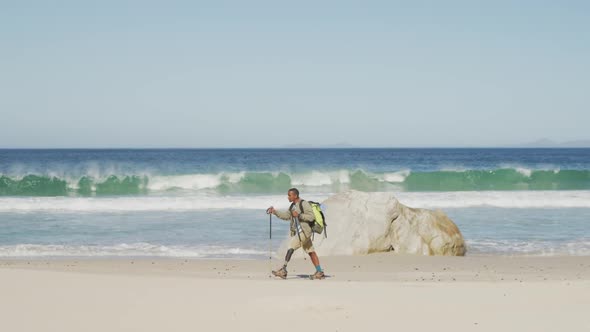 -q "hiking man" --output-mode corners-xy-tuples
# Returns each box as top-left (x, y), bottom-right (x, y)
(266, 188), (325, 280)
